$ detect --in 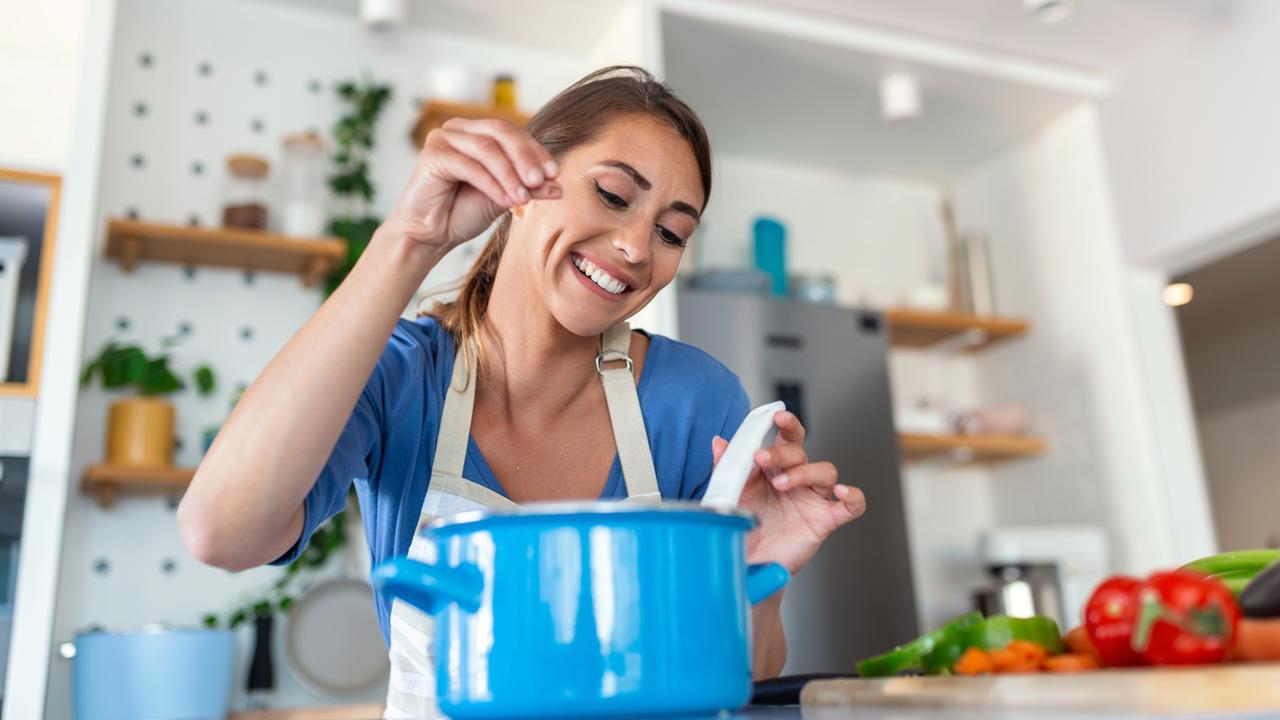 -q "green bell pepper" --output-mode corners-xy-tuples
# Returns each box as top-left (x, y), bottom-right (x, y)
(856, 612), (983, 677)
